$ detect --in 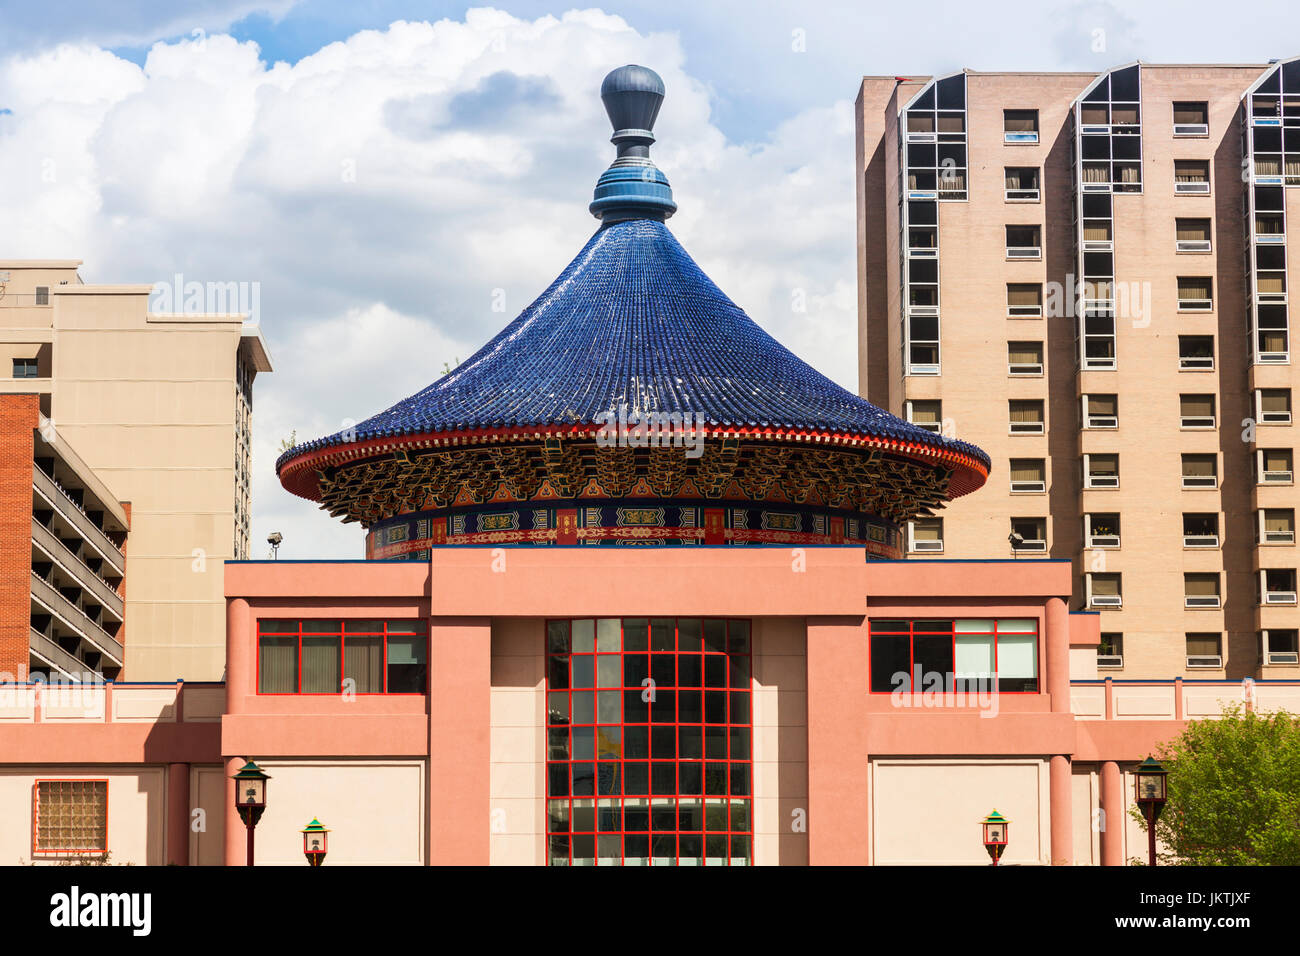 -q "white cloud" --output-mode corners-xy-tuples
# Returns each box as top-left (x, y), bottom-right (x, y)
(0, 8), (859, 558)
